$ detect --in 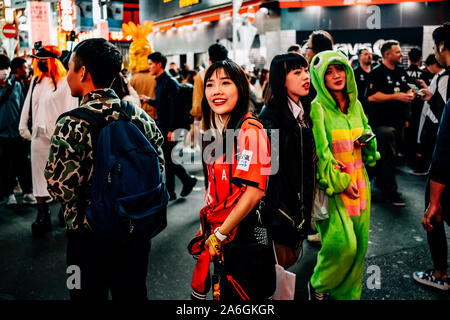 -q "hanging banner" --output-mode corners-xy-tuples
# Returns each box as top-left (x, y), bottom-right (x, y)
(75, 0), (94, 31)
(59, 0), (75, 33)
(28, 1), (51, 47)
(106, 1), (124, 32)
